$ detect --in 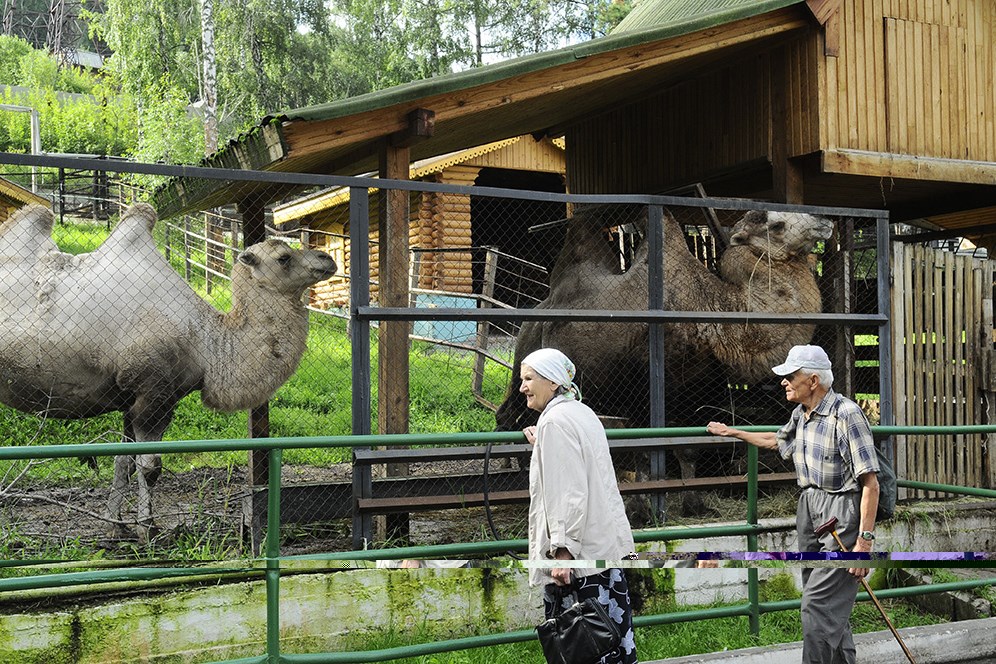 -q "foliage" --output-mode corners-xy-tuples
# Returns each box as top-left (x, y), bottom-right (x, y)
(81, 0), (632, 161)
(0, 36), (138, 155)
